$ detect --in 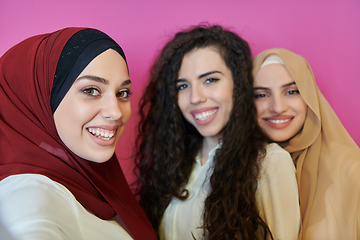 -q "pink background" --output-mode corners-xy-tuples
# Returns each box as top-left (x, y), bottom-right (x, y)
(1, 0), (359, 183)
